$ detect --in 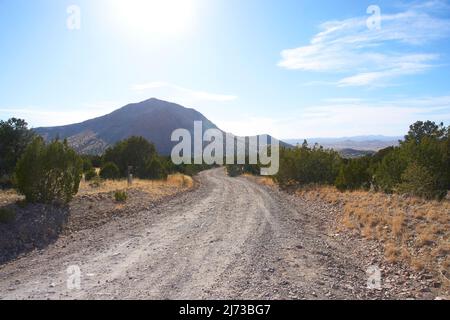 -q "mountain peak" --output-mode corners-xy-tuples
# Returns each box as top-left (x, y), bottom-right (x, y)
(35, 98), (218, 155)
